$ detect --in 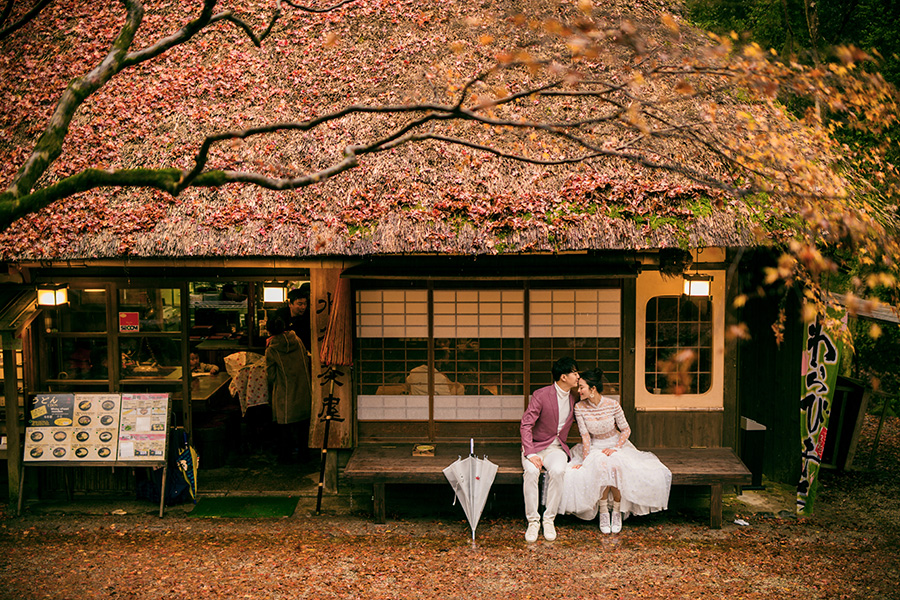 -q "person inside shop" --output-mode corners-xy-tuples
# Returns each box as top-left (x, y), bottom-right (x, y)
(274, 286), (311, 352)
(66, 339), (93, 379)
(406, 338), (464, 395)
(189, 351), (219, 375)
(265, 317), (312, 464)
